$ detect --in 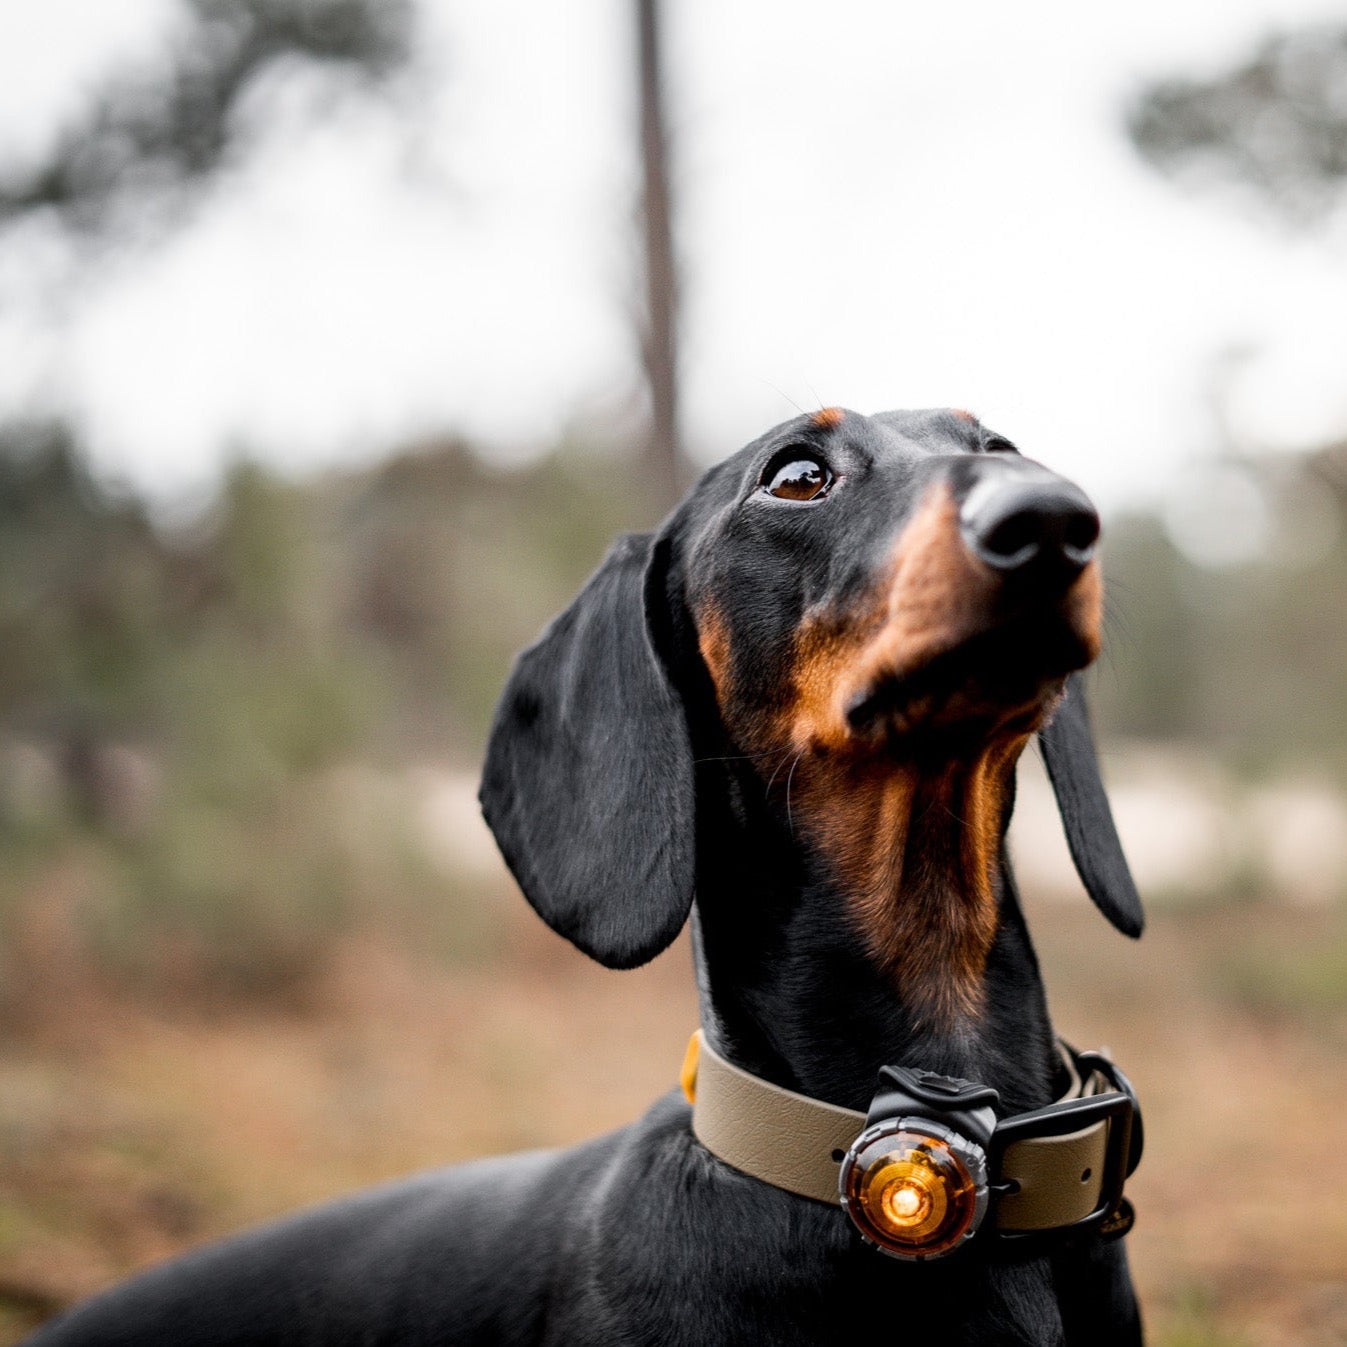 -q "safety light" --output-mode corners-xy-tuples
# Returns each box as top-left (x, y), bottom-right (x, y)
(839, 1120), (988, 1259)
